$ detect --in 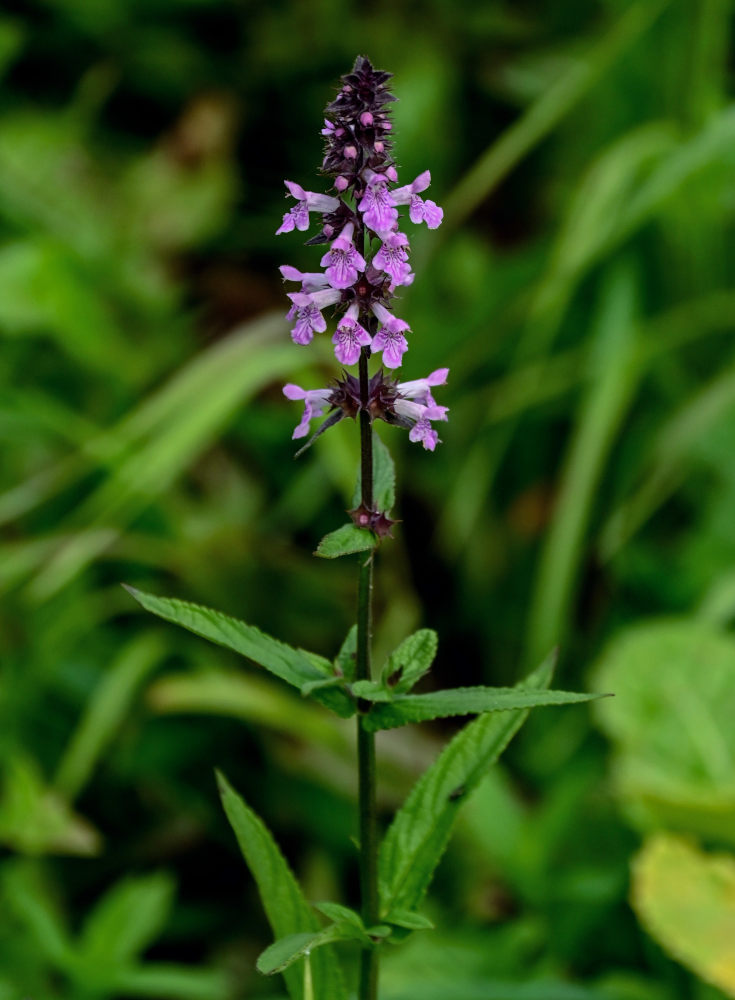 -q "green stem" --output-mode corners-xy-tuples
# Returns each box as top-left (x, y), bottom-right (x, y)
(356, 347), (378, 1000)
